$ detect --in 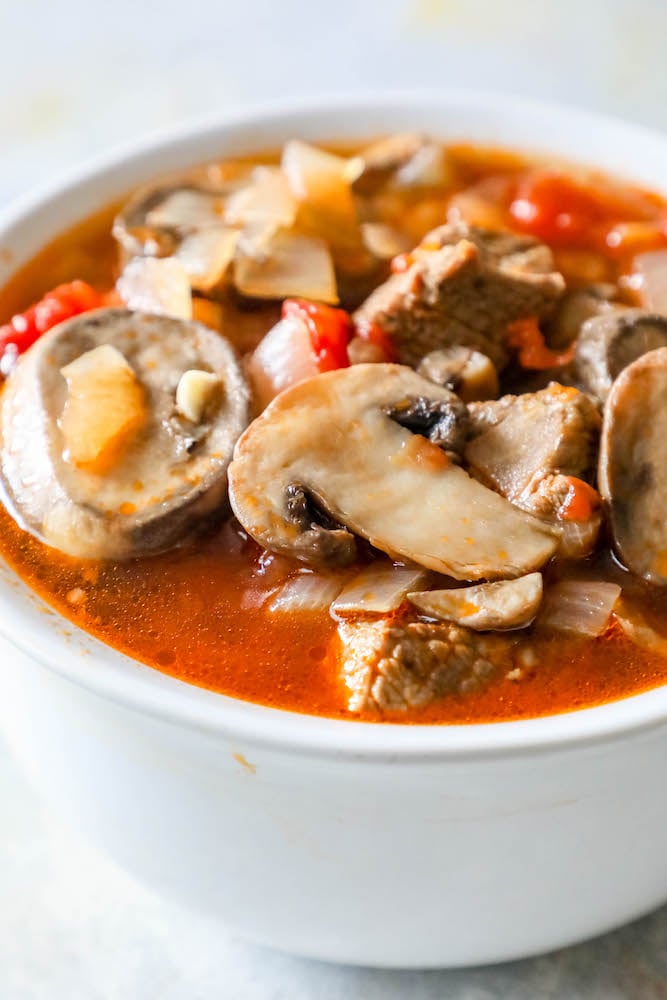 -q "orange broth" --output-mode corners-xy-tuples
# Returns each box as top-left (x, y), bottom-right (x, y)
(2, 142), (667, 722)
